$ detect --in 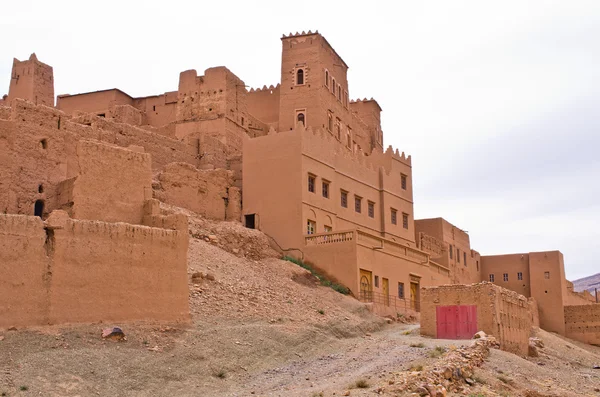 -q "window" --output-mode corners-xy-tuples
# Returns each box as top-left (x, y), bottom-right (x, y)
(503, 273), (508, 282)
(341, 190), (348, 208)
(489, 274), (495, 282)
(324, 225), (332, 233)
(449, 244), (453, 259)
(398, 282), (405, 299)
(307, 220), (316, 235)
(402, 212), (409, 229)
(296, 69), (304, 85)
(355, 196), (362, 213)
(476, 260), (479, 271)
(517, 272), (523, 280)
(374, 275), (379, 288)
(308, 174), (315, 193)
(401, 174), (407, 190)
(328, 112), (333, 131)
(34, 200), (44, 218)
(325, 70), (329, 87)
(332, 78), (336, 94)
(463, 252), (467, 266)
(244, 214), (256, 229)
(296, 112), (305, 127)
(368, 201), (375, 218)
(344, 90), (348, 108)
(346, 128), (352, 148)
(336, 118), (341, 140)
(322, 180), (330, 198)
(337, 84), (341, 101)
(544, 271), (550, 279)
(391, 209), (397, 225)
(457, 248), (460, 263)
